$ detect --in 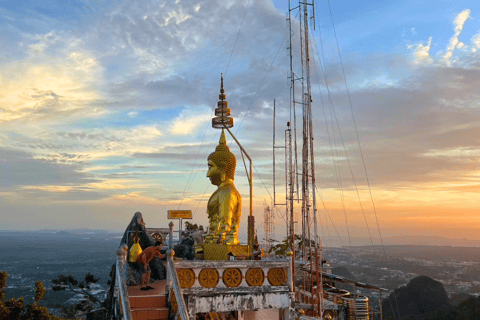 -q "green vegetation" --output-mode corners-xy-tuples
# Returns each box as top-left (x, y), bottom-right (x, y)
(268, 234), (317, 255)
(51, 273), (104, 319)
(0, 271), (70, 320)
(51, 273), (101, 305)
